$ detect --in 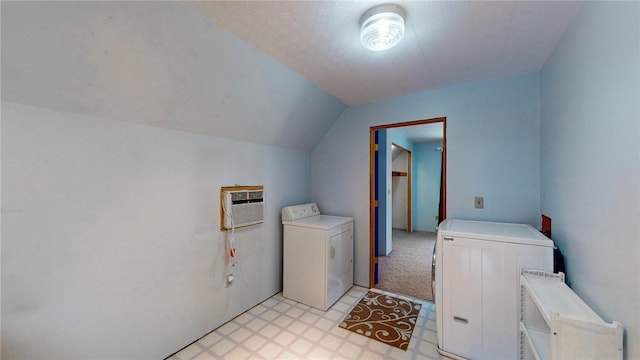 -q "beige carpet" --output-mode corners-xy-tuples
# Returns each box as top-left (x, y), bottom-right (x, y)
(339, 291), (421, 351)
(376, 229), (435, 301)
